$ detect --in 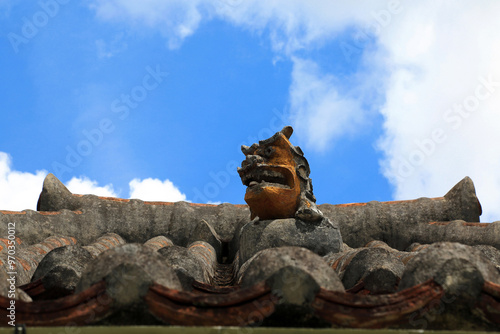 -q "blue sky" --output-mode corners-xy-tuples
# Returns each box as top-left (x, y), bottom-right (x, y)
(1, 1), (500, 222)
